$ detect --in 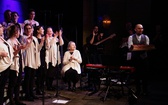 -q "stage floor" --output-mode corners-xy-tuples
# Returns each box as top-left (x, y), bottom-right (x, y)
(5, 72), (168, 105)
